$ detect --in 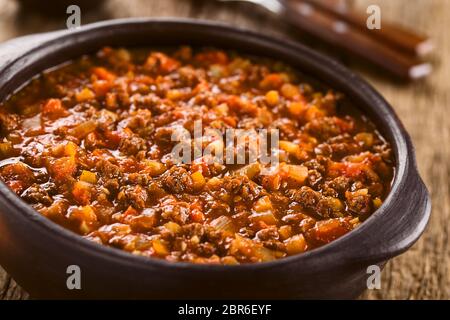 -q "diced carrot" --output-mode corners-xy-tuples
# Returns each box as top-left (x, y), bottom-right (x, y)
(68, 120), (97, 139)
(194, 50), (229, 65)
(259, 73), (285, 89)
(76, 88), (95, 102)
(304, 105), (325, 122)
(224, 95), (257, 115)
(190, 209), (205, 223)
(92, 80), (111, 97)
(39, 199), (68, 220)
(287, 101), (308, 117)
(327, 161), (368, 178)
(191, 171), (206, 191)
(265, 90), (279, 106)
(145, 53), (180, 74)
(285, 234), (307, 255)
(72, 181), (92, 205)
(92, 67), (116, 82)
(280, 83), (300, 99)
(64, 141), (78, 158)
(190, 200), (204, 223)
(174, 46), (192, 61)
(49, 156), (77, 182)
(307, 218), (352, 245)
(79, 170), (97, 184)
(152, 239), (169, 256)
(42, 99), (68, 120)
